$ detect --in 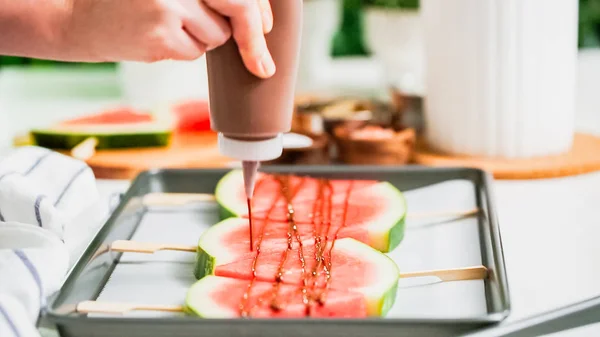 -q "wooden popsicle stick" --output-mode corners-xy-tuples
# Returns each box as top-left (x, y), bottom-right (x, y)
(76, 266), (488, 314)
(138, 192), (478, 220)
(76, 300), (184, 315)
(400, 266), (488, 282)
(110, 240), (197, 253)
(109, 240), (488, 283)
(71, 137), (98, 161)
